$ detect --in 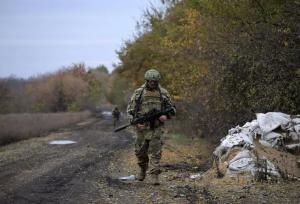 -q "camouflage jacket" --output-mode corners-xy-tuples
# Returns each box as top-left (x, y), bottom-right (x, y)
(112, 109), (120, 118)
(127, 83), (175, 119)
